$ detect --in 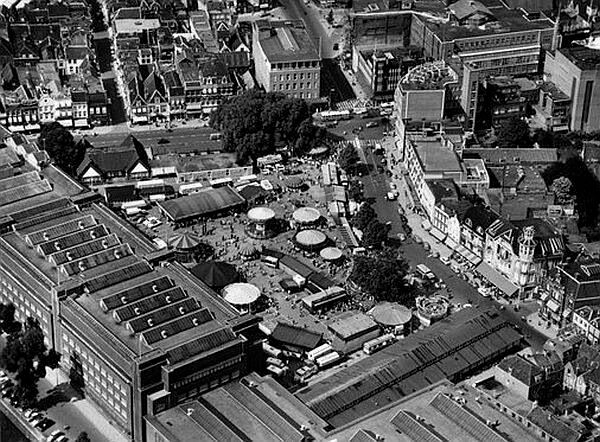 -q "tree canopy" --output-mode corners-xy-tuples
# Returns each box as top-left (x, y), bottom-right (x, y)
(350, 248), (413, 305)
(550, 176), (574, 205)
(75, 432), (91, 442)
(338, 143), (360, 174)
(542, 157), (600, 227)
(0, 314), (61, 408)
(362, 219), (391, 249)
(210, 90), (324, 164)
(38, 122), (86, 175)
(495, 117), (532, 148)
(352, 202), (376, 231)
